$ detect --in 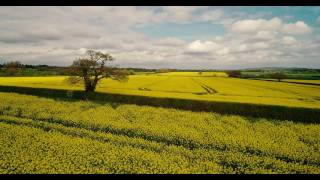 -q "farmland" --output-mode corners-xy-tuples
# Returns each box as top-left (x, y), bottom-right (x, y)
(0, 92), (319, 173)
(2, 5), (320, 175)
(0, 73), (319, 109)
(0, 72), (319, 174)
